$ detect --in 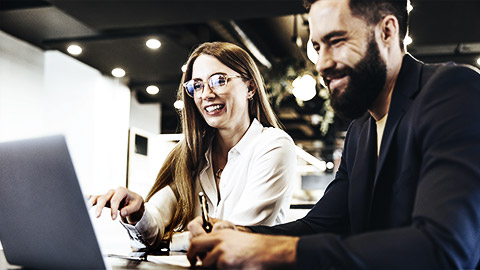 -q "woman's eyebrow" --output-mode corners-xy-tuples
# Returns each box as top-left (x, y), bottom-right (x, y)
(191, 72), (224, 81)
